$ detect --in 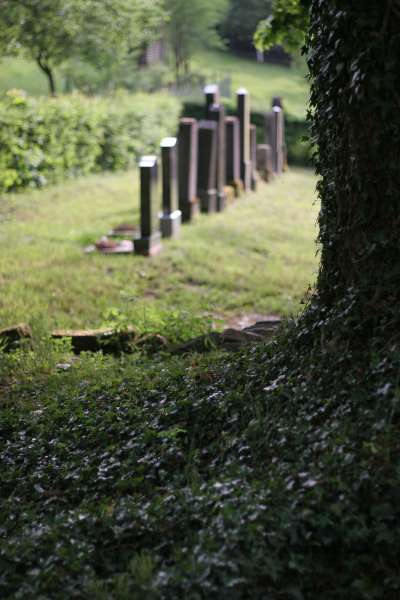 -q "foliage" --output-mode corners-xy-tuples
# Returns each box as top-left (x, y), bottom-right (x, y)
(254, 0), (310, 53)
(0, 90), (181, 192)
(0, 0), (165, 94)
(165, 0), (228, 83)
(1, 315), (400, 597)
(220, 0), (273, 51)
